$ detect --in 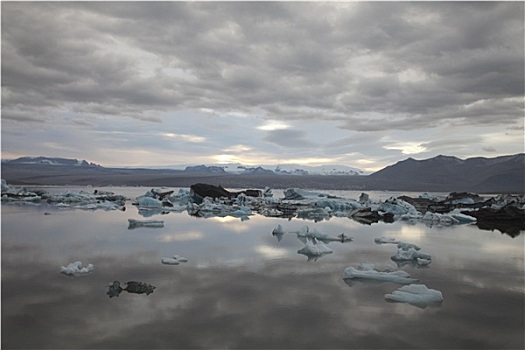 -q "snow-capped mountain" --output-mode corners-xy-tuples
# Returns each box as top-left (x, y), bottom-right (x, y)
(273, 164), (364, 176)
(147, 162), (365, 175)
(1, 157), (365, 175)
(2, 156), (99, 167)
